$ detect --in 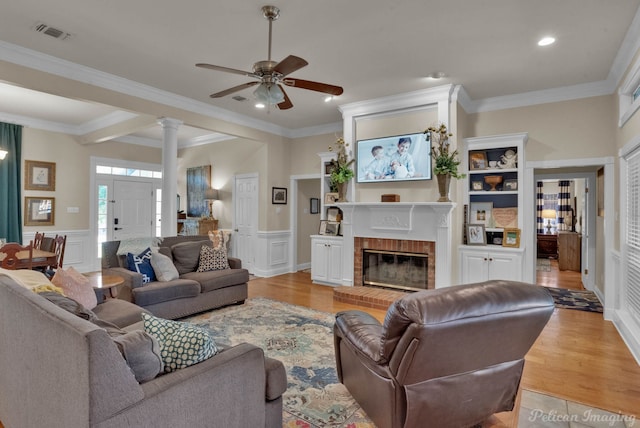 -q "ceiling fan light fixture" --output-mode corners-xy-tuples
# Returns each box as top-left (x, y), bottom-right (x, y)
(253, 83), (285, 104)
(255, 102), (266, 109)
(538, 36), (556, 46)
